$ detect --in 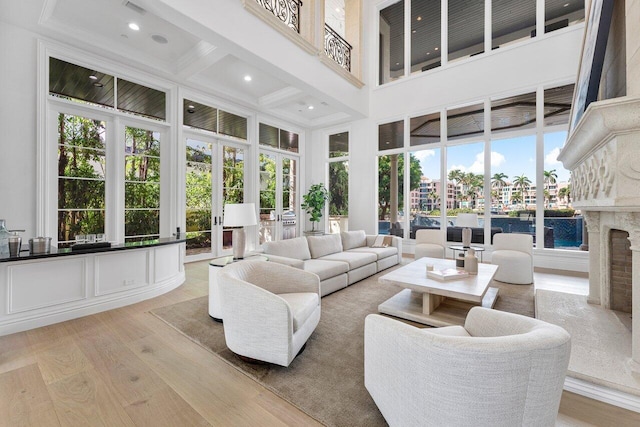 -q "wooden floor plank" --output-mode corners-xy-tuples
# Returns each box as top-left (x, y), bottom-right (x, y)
(47, 369), (136, 427)
(35, 339), (90, 385)
(0, 364), (60, 427)
(0, 331), (36, 375)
